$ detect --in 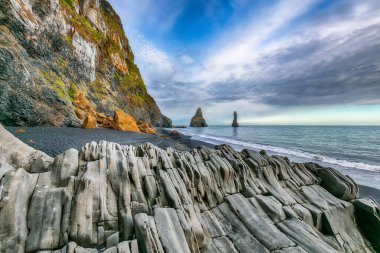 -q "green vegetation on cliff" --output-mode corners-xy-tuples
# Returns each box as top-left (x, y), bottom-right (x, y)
(57, 0), (161, 117)
(0, 0), (169, 127)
